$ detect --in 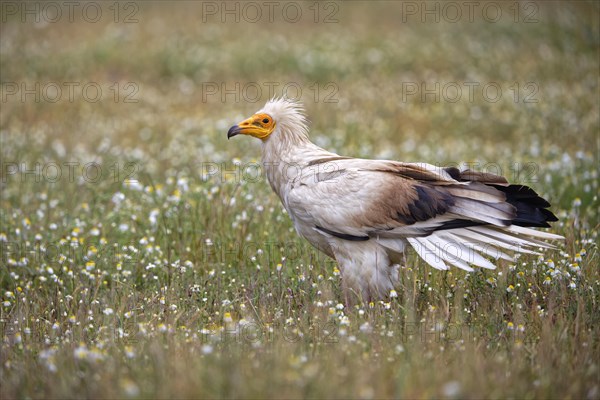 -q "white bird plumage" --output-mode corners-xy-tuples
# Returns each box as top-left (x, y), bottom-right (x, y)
(227, 98), (563, 301)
